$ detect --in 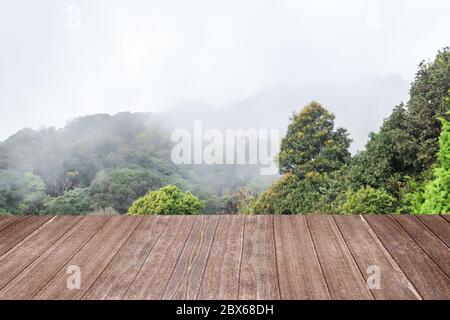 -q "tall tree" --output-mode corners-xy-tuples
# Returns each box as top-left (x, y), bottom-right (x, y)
(418, 108), (450, 213)
(278, 101), (351, 178)
(406, 47), (450, 170)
